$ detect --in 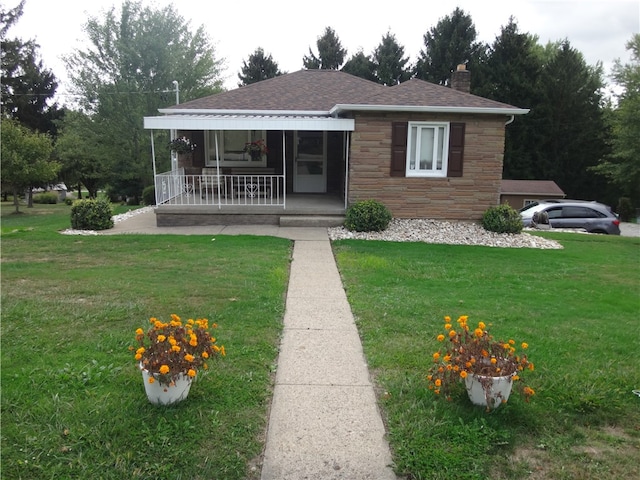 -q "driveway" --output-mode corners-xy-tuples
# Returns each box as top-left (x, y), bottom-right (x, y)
(620, 222), (640, 237)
